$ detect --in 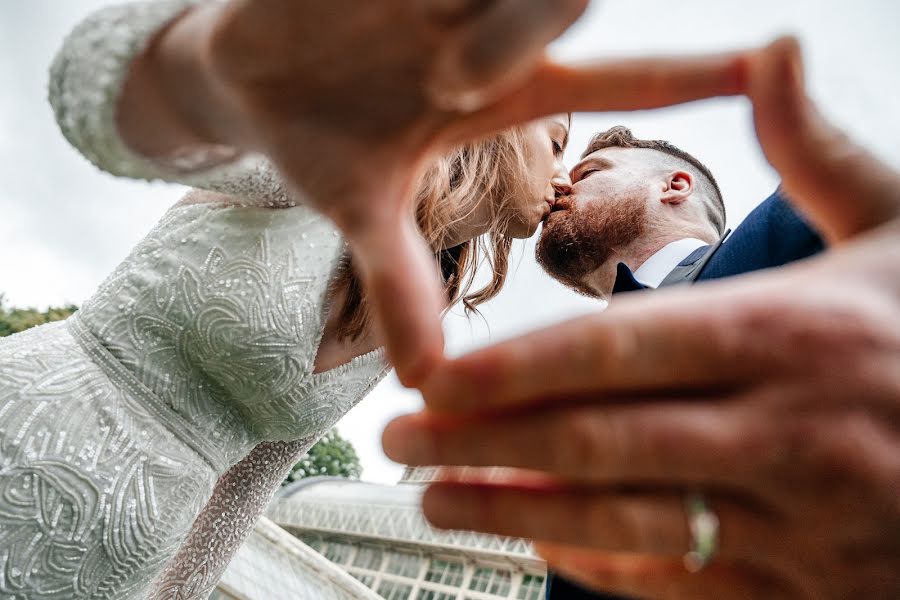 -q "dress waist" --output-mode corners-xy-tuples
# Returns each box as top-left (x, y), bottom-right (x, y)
(67, 313), (230, 474)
